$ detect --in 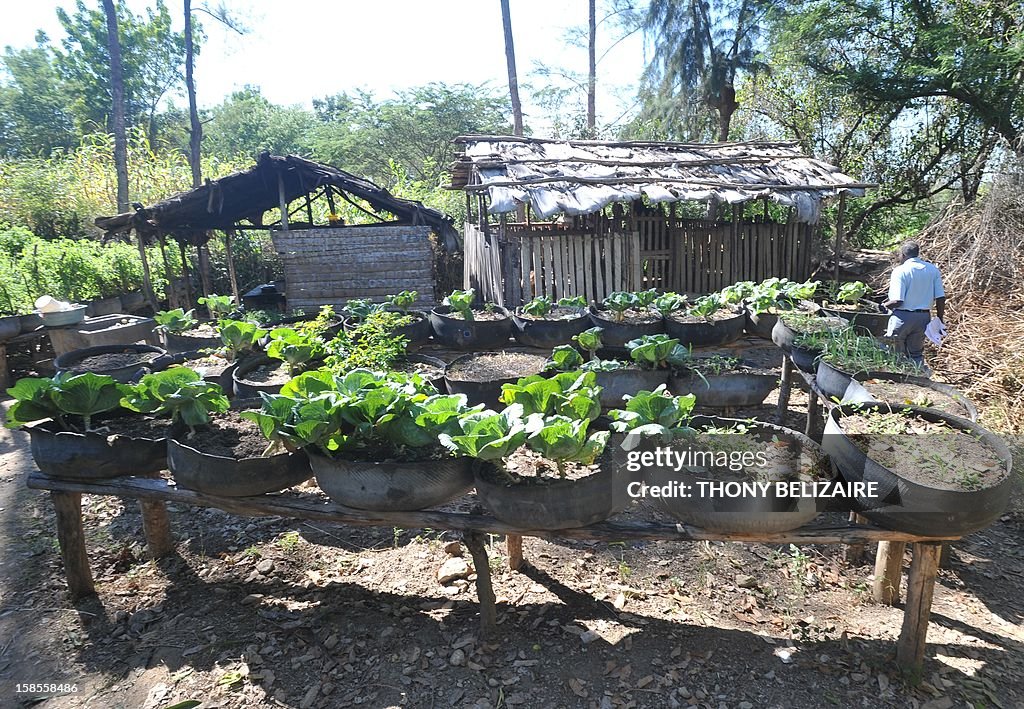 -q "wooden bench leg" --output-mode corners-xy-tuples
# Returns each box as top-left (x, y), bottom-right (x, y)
(805, 387), (822, 440)
(506, 534), (524, 571)
(844, 512), (869, 564)
(51, 492), (96, 599)
(938, 542), (952, 569)
(774, 355), (792, 425)
(873, 541), (906, 605)
(896, 541), (943, 679)
(464, 530), (497, 638)
(139, 499), (174, 558)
